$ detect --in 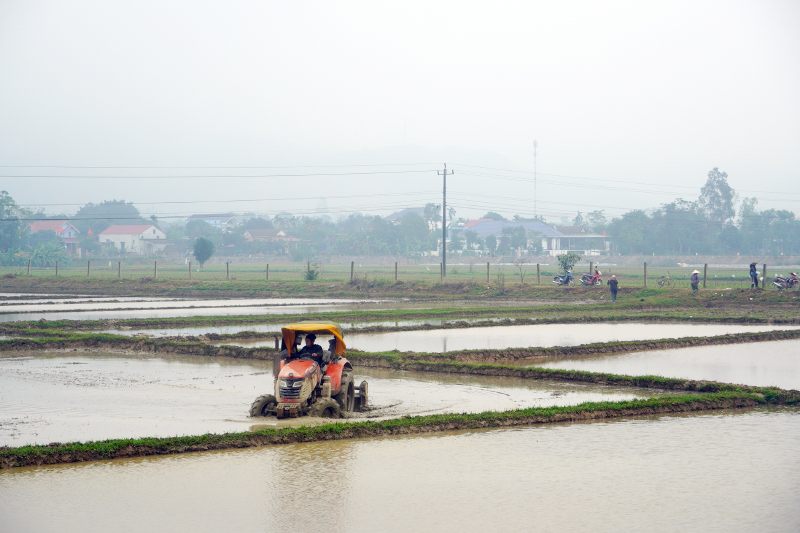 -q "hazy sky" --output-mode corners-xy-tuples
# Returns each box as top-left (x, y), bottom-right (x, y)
(1, 0), (798, 224)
